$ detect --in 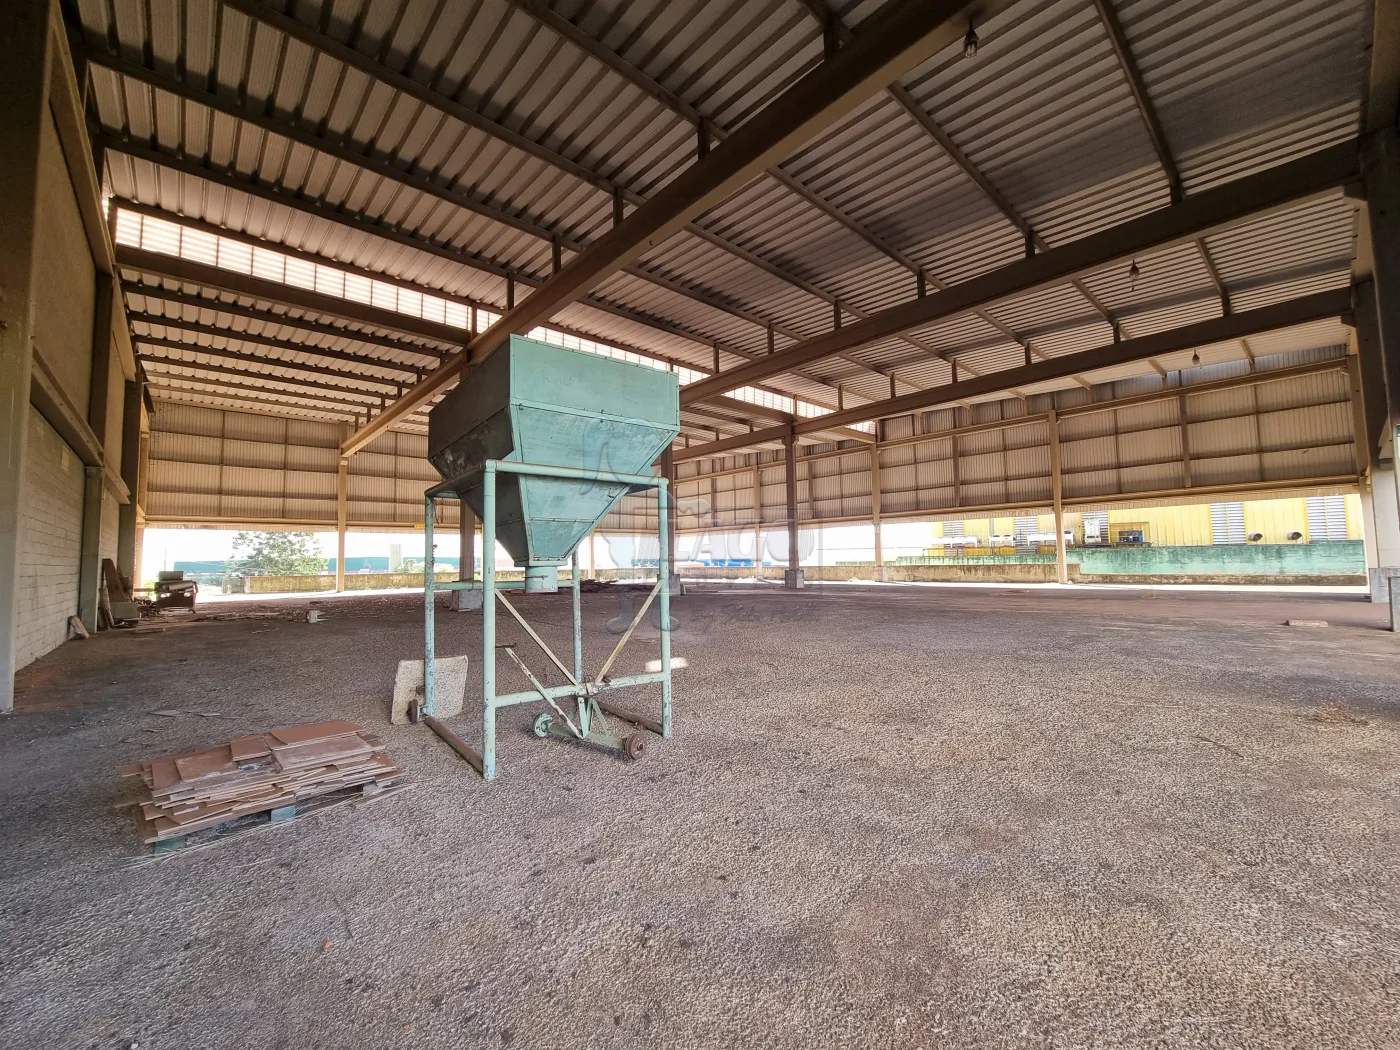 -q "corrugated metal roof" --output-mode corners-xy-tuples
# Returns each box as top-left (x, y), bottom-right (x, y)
(74, 0), (1372, 464)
